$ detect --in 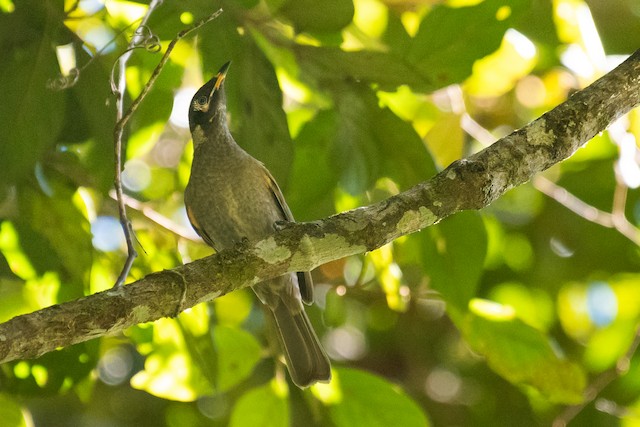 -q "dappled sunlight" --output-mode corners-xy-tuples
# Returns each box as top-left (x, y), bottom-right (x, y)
(555, 0), (606, 76)
(98, 346), (134, 386)
(586, 282), (618, 327)
(425, 367), (463, 404)
(559, 278), (640, 353)
(64, 17), (116, 55)
(324, 325), (368, 361)
(488, 282), (555, 331)
(3, 0), (640, 424)
(312, 369), (343, 404)
(466, 29), (537, 97)
(213, 290), (254, 326)
(0, 222), (37, 280)
(558, 283), (592, 340)
(556, 277), (640, 373)
(345, 0), (388, 48)
(469, 298), (516, 321)
(103, 0), (147, 26)
(131, 351), (197, 402)
(0, 0), (14, 13)
(130, 318), (213, 402)
(55, 43), (76, 77)
(177, 303), (210, 337)
(91, 216), (125, 252)
(370, 243), (408, 311)
(121, 159), (151, 192)
(169, 87), (198, 129)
